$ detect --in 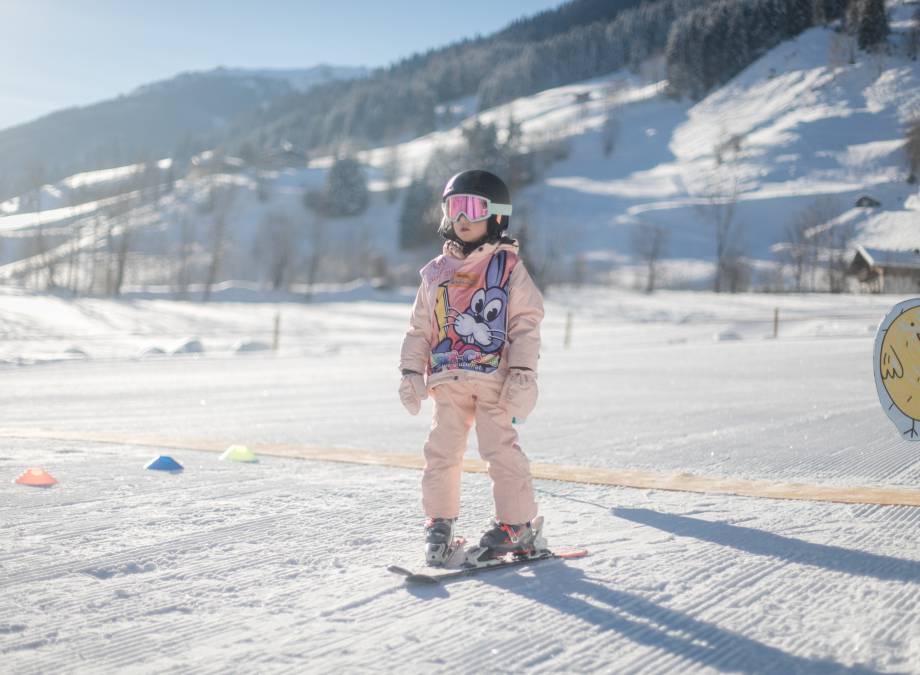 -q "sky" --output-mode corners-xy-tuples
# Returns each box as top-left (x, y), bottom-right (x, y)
(0, 1), (565, 131)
